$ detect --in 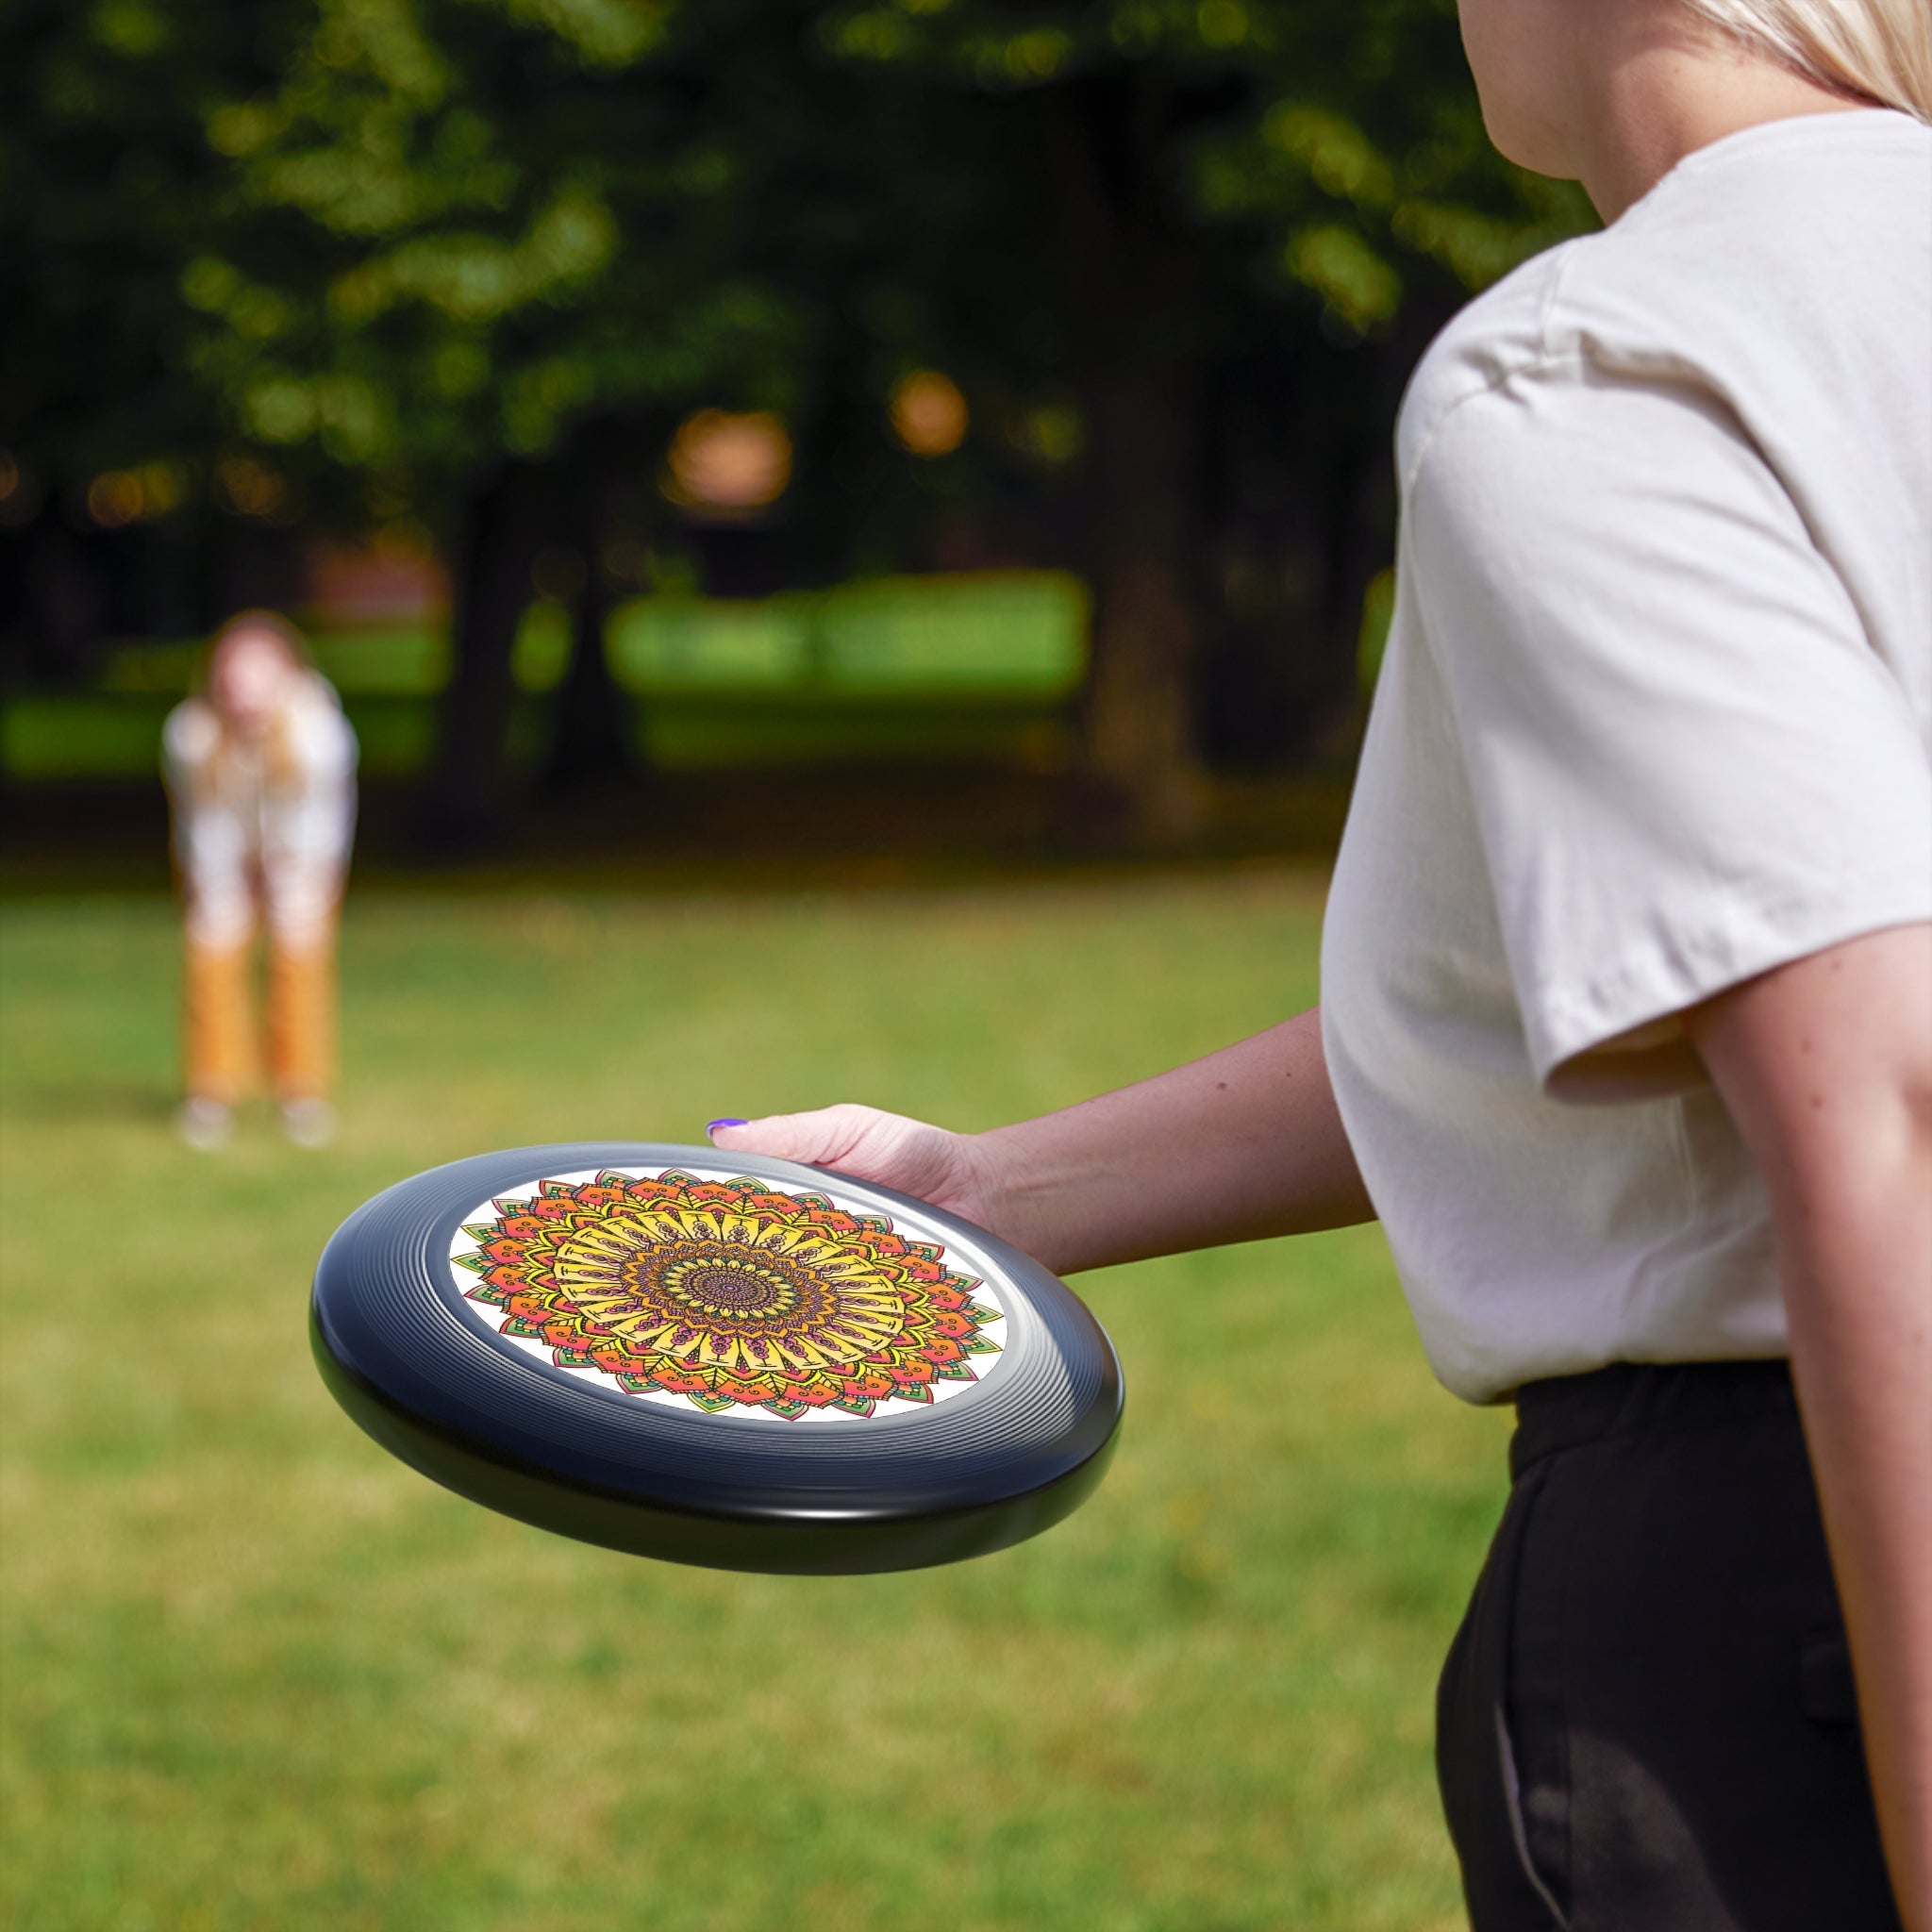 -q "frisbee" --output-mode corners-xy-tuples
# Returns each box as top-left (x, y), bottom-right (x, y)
(310, 1142), (1123, 1574)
